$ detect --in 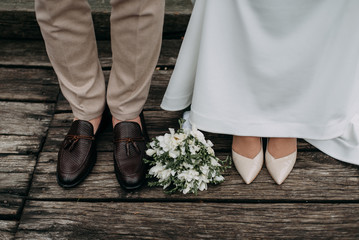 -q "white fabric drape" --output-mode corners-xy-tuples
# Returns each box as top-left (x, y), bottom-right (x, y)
(161, 0), (359, 164)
